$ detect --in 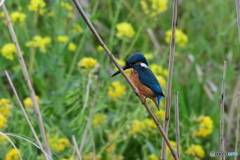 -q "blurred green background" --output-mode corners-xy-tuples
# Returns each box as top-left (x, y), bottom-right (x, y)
(0, 0), (239, 160)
